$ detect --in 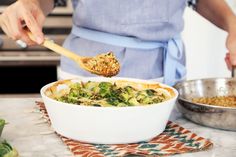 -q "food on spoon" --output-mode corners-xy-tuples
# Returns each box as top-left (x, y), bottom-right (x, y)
(45, 80), (175, 107)
(82, 51), (120, 77)
(192, 96), (236, 107)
